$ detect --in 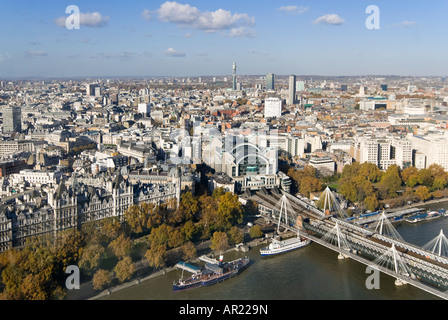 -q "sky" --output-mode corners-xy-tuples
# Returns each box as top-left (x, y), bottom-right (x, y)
(0, 0), (447, 78)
